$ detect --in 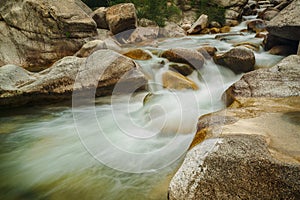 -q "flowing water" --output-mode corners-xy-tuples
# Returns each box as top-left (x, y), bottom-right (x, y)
(0, 24), (284, 199)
